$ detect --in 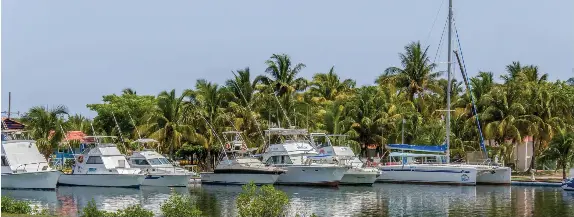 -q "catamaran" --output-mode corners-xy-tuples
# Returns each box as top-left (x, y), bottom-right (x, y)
(310, 133), (379, 185)
(127, 138), (194, 187)
(200, 131), (286, 185)
(377, 0), (511, 185)
(1, 131), (61, 189)
(261, 128), (348, 187)
(58, 136), (145, 188)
